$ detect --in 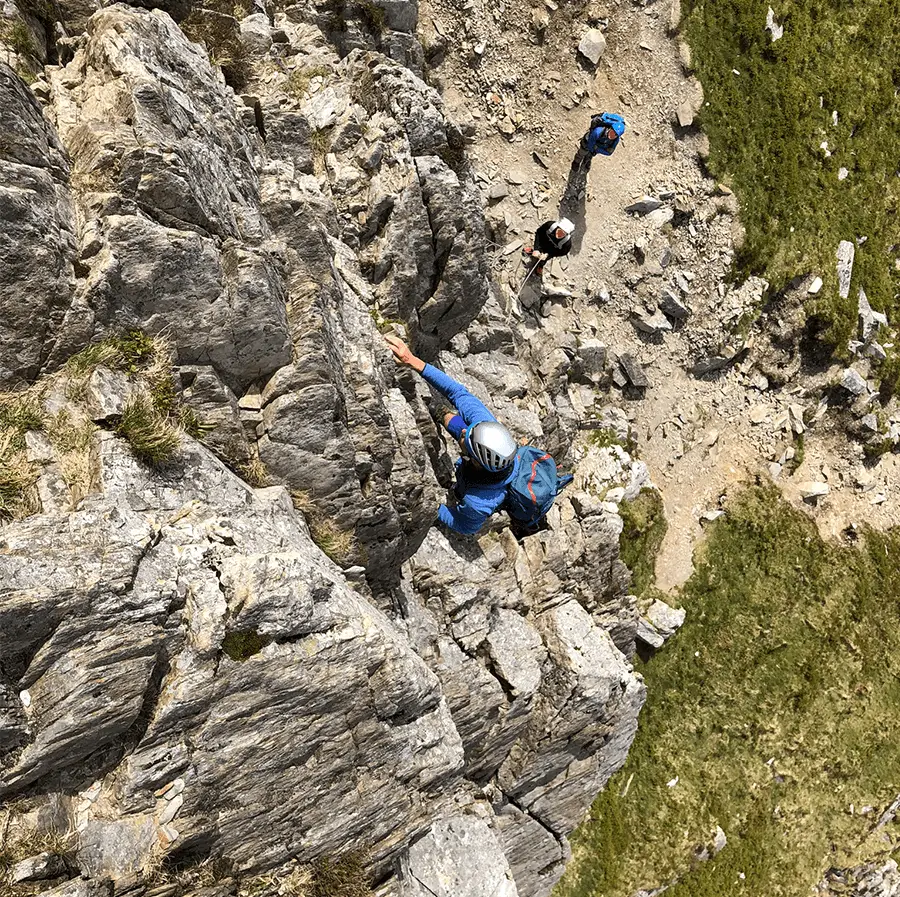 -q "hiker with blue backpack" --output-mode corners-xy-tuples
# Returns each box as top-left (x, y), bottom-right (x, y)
(571, 111), (626, 172)
(385, 334), (572, 536)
